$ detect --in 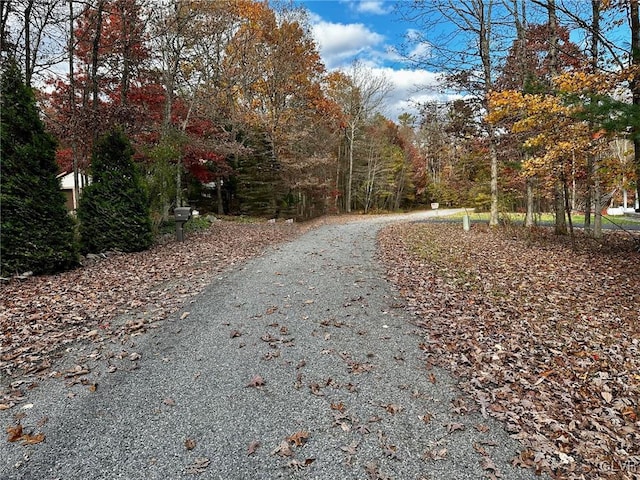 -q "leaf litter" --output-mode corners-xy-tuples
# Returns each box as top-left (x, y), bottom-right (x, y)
(1, 221), (302, 393)
(378, 222), (640, 480)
